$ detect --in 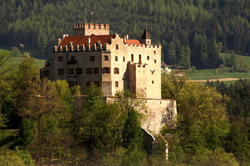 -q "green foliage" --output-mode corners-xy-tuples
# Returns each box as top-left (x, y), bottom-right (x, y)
(10, 47), (21, 57)
(0, 150), (26, 166)
(19, 119), (36, 147)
